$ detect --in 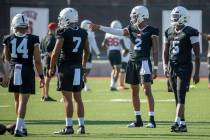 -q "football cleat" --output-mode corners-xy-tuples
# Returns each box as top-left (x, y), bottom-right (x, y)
(171, 122), (179, 132)
(77, 126), (85, 134)
(14, 129), (26, 137)
(42, 96), (57, 102)
(110, 87), (118, 91)
(146, 121), (156, 128)
(22, 128), (28, 136)
(6, 123), (16, 135)
(127, 121), (143, 128)
(177, 124), (188, 132)
(54, 126), (74, 135)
